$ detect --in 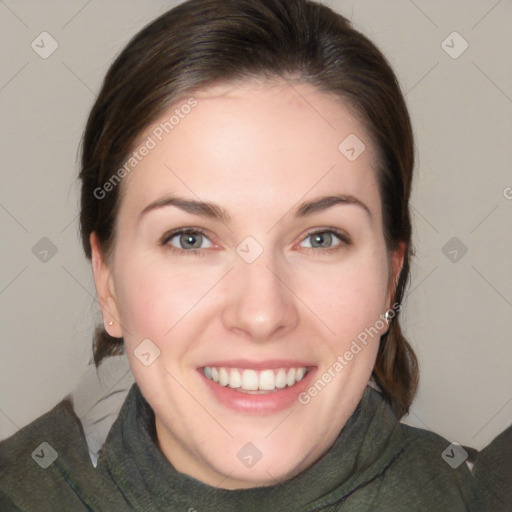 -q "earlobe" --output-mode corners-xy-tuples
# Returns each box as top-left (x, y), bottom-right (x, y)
(90, 232), (123, 338)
